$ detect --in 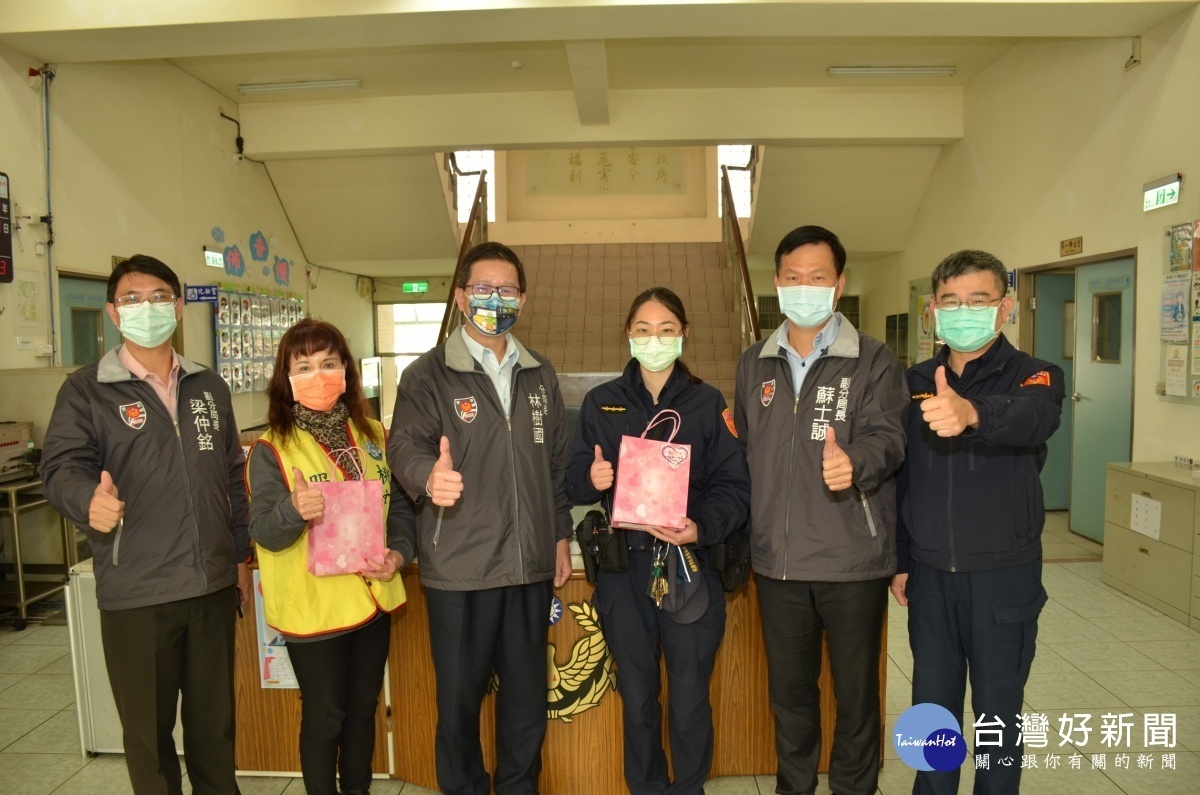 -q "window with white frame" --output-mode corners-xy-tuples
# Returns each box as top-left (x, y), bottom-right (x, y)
(453, 150), (496, 223)
(718, 144), (753, 218)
